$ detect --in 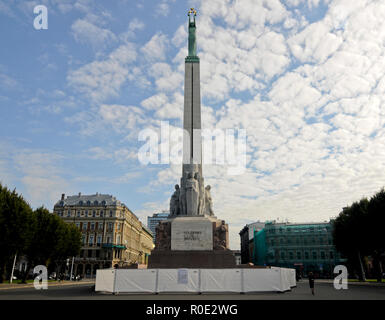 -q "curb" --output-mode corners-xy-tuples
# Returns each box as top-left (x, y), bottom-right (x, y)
(0, 281), (95, 291)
